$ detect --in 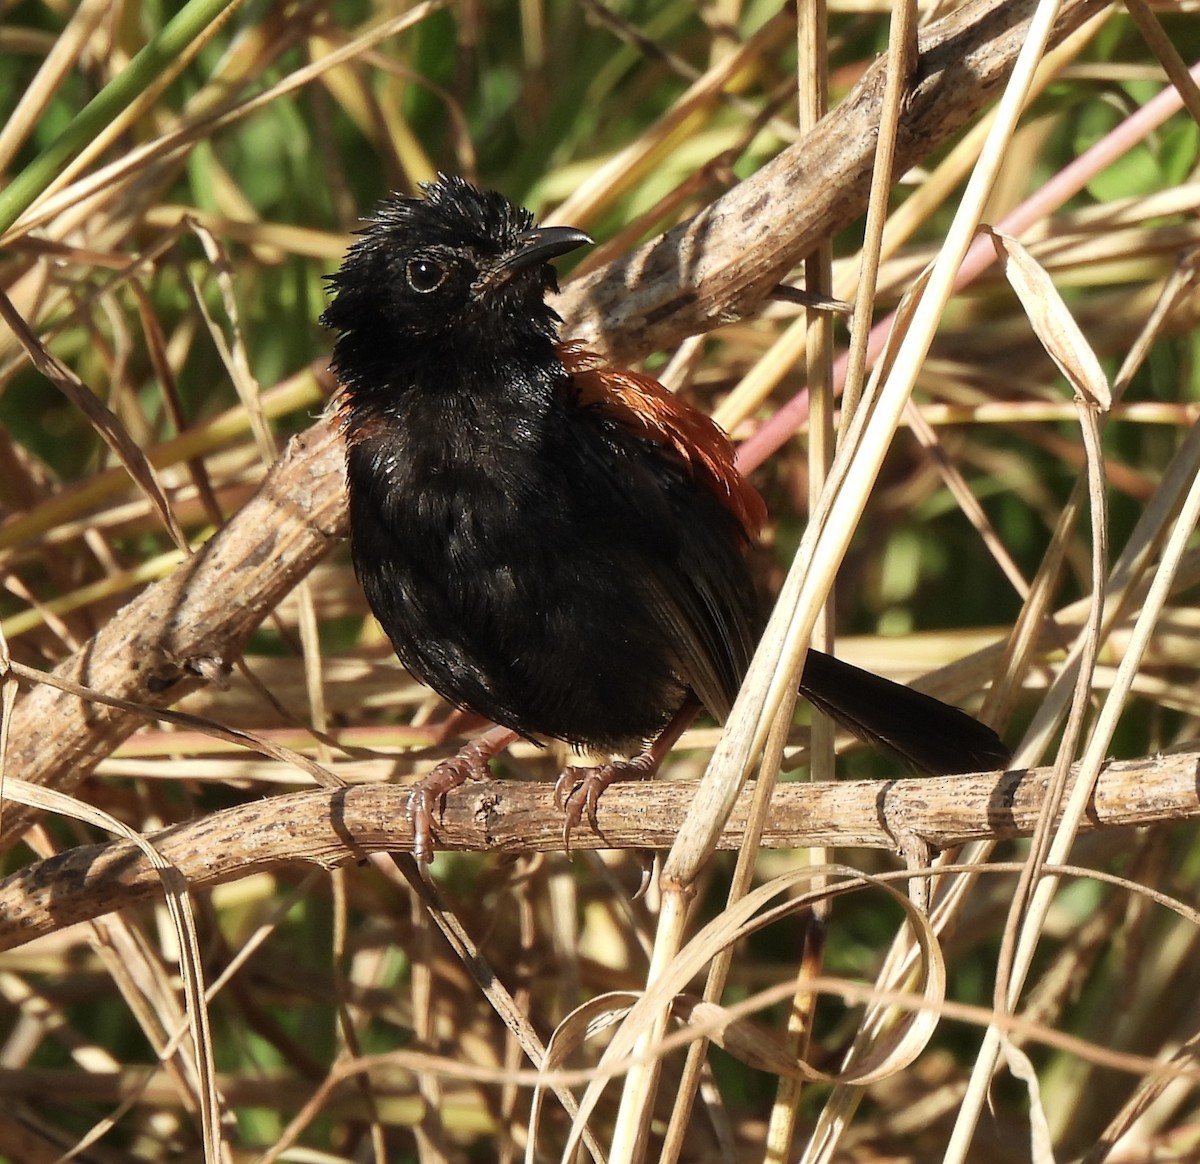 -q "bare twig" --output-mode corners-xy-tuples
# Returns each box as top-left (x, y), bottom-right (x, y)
(4, 752), (1199, 952)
